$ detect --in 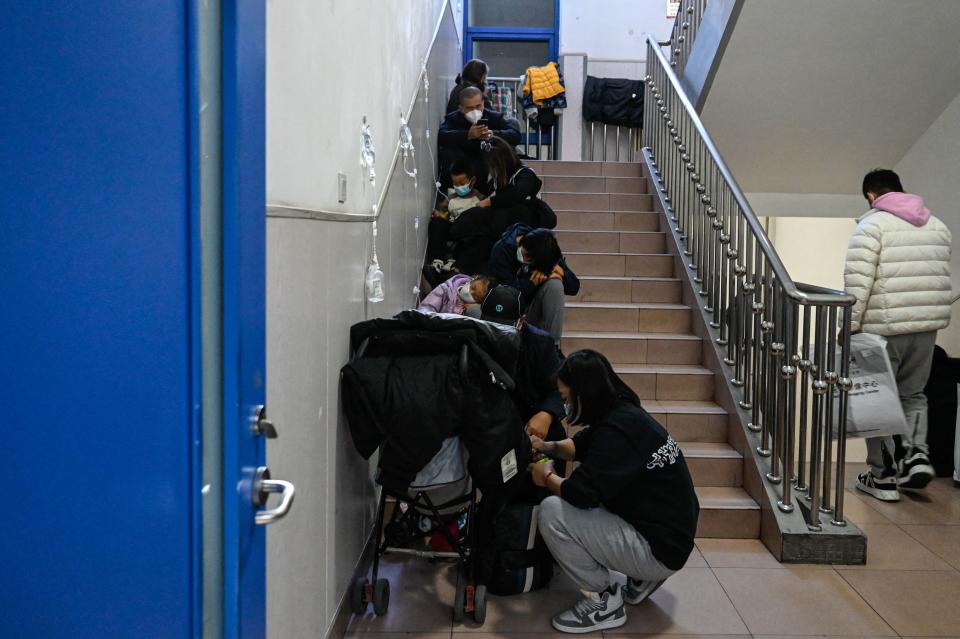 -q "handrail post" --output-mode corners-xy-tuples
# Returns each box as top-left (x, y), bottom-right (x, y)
(832, 305), (853, 524)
